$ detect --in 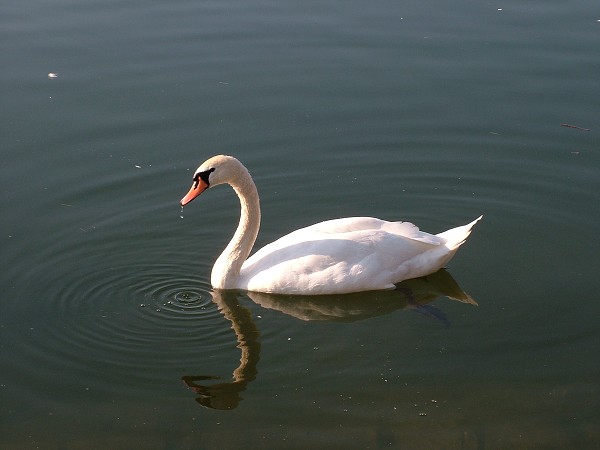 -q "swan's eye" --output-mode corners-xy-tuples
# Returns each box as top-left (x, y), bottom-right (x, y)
(193, 168), (216, 188)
